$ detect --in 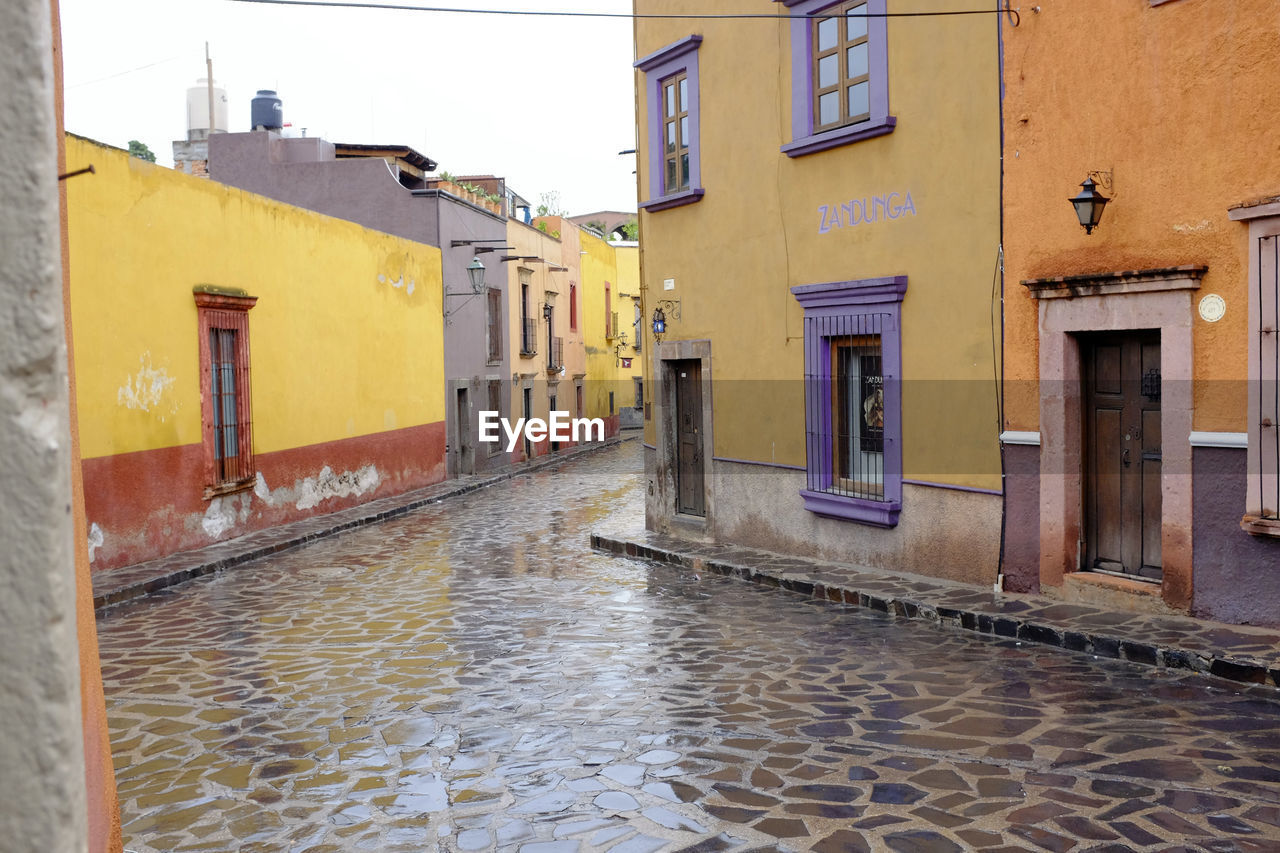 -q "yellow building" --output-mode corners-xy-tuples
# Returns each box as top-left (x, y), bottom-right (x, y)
(635, 1), (1002, 584)
(581, 229), (644, 433)
(67, 135), (445, 571)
